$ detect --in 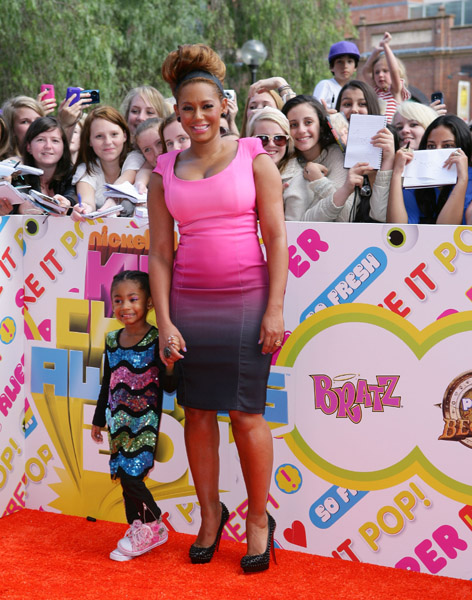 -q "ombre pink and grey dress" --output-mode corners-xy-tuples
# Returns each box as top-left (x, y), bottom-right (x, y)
(153, 138), (271, 413)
